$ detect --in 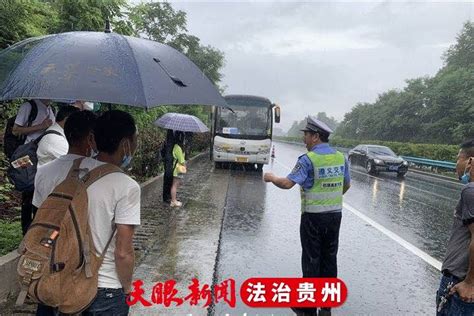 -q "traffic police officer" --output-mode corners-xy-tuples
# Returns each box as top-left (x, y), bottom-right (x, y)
(264, 116), (351, 316)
